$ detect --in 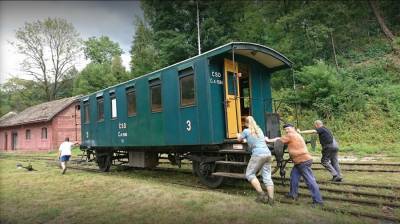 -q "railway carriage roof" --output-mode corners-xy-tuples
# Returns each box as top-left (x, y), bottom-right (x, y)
(206, 42), (293, 70)
(82, 42), (292, 99)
